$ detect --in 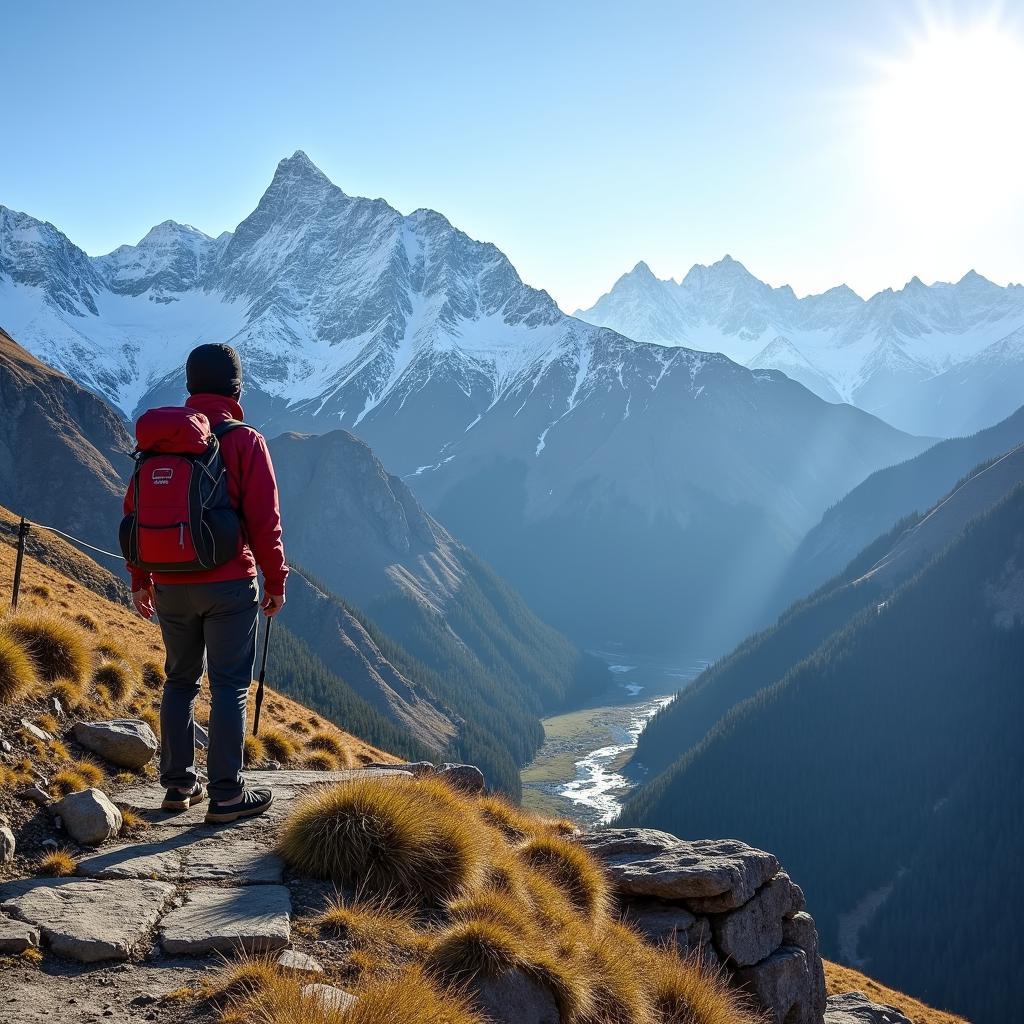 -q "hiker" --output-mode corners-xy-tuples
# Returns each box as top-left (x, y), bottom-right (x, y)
(120, 343), (288, 824)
